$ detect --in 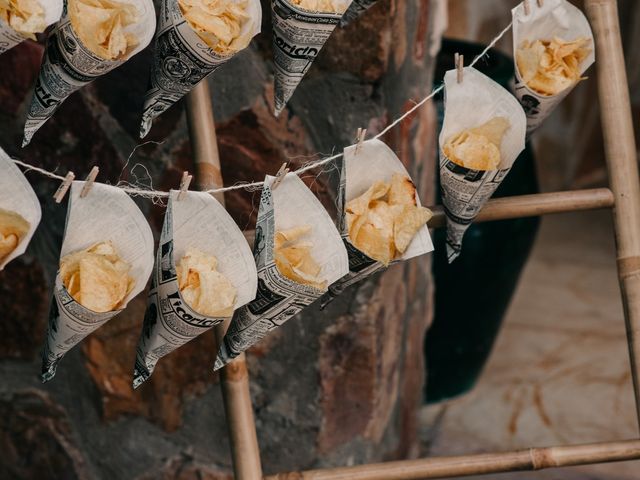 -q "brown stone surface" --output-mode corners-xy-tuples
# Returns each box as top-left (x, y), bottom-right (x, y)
(0, 258), (48, 360)
(136, 453), (232, 480)
(0, 390), (88, 479)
